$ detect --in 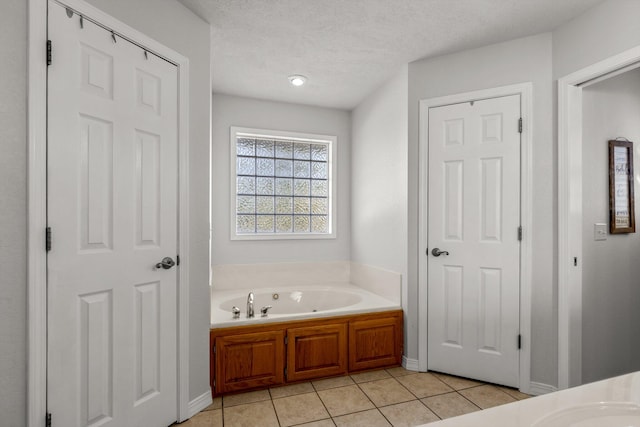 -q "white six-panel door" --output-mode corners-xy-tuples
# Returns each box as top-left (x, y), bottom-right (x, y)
(47, 2), (179, 425)
(427, 95), (521, 387)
